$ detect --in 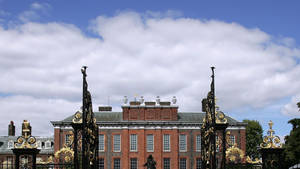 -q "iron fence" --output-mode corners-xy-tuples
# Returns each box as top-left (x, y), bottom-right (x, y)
(37, 163), (74, 169)
(0, 163), (74, 169)
(226, 163), (262, 169)
(0, 163), (14, 169)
